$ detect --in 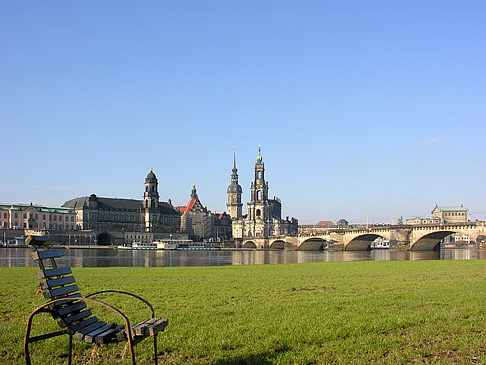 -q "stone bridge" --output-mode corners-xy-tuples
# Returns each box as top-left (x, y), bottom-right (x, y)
(240, 222), (486, 251)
